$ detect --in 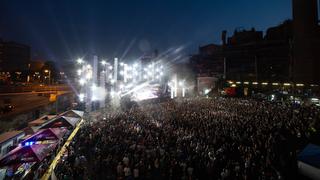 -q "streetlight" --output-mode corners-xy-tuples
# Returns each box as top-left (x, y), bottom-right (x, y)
(44, 69), (51, 84)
